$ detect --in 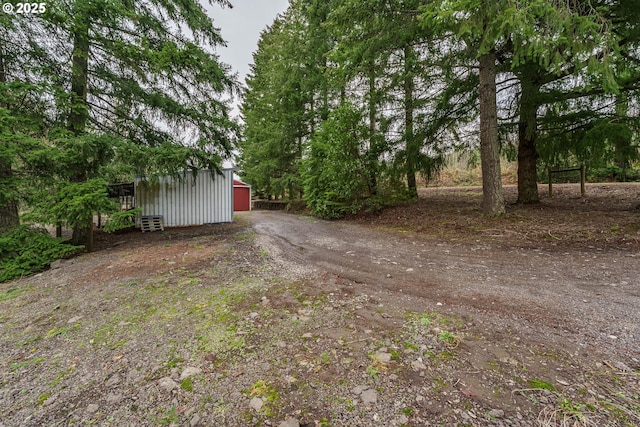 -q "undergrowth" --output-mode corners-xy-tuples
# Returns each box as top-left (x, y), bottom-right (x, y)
(0, 225), (82, 282)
